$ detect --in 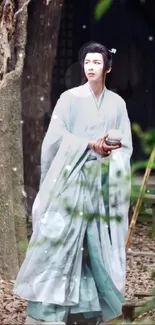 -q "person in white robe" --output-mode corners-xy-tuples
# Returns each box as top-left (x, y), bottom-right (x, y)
(13, 42), (133, 325)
